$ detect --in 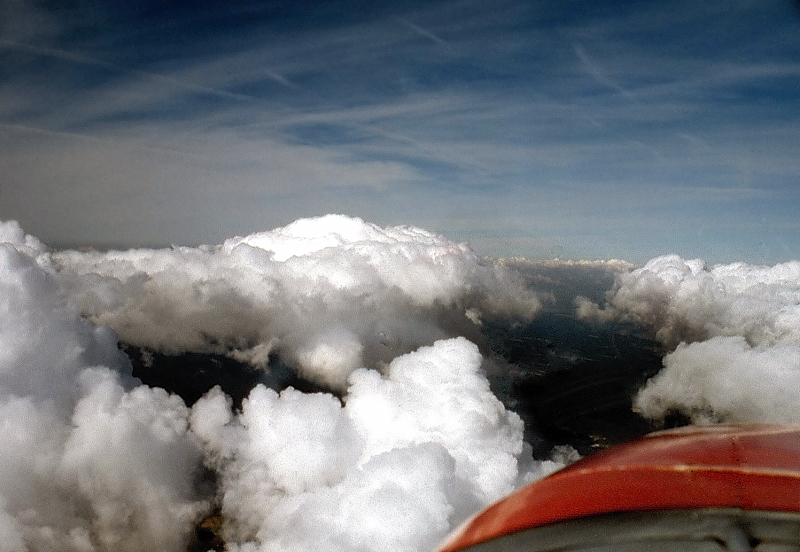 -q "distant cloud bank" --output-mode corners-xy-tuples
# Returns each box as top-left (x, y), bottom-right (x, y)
(578, 254), (800, 424)
(3, 214), (800, 550)
(0, 215), (553, 552)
